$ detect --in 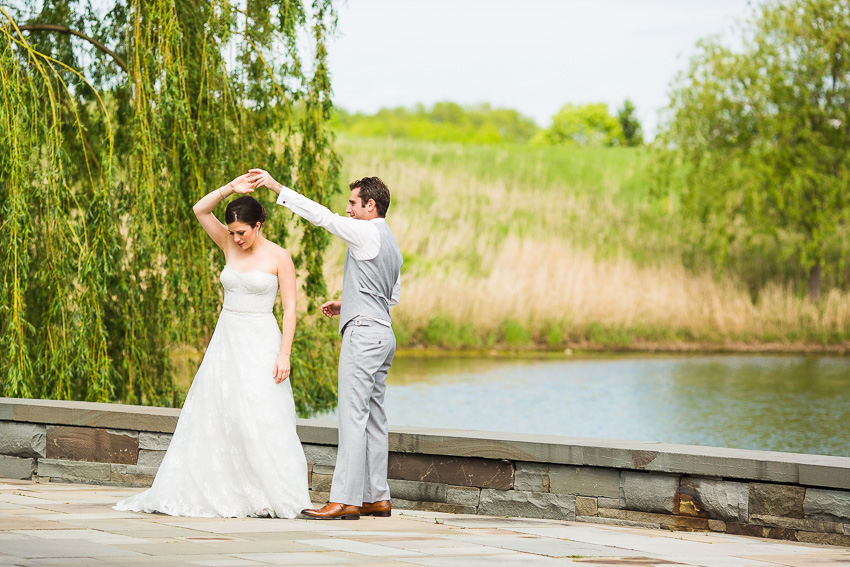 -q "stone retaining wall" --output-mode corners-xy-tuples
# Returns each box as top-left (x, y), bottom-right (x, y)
(2, 397), (849, 546)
